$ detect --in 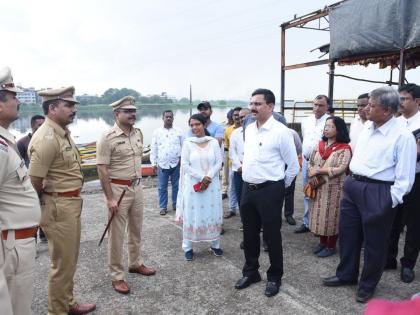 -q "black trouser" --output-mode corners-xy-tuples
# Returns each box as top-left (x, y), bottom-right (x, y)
(240, 180), (285, 282)
(336, 176), (397, 292)
(283, 177), (296, 218)
(387, 173), (420, 269)
(233, 171), (244, 207)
